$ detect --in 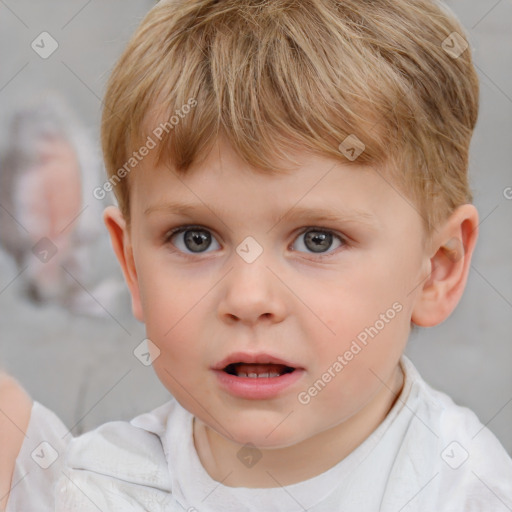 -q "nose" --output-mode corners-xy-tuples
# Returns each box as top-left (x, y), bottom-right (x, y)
(217, 251), (288, 326)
